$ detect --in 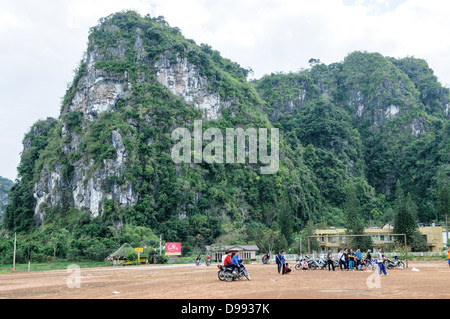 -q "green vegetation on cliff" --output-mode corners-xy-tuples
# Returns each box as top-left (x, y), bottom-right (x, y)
(1, 11), (449, 264)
